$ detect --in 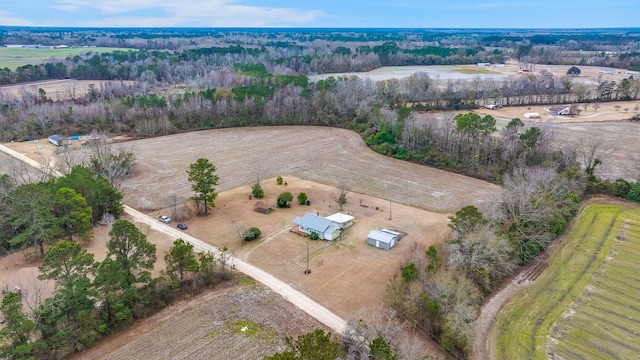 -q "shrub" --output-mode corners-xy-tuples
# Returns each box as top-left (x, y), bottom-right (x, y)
(276, 192), (293, 208)
(276, 176), (283, 185)
(309, 232), (319, 240)
(251, 183), (264, 198)
(297, 192), (308, 205)
(243, 227), (262, 241)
